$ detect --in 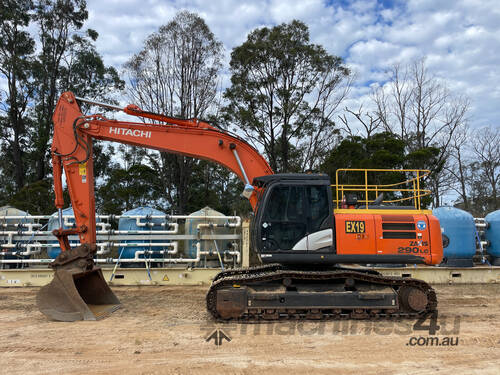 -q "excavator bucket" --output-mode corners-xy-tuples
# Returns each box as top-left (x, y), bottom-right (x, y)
(37, 267), (120, 321)
(36, 244), (120, 322)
